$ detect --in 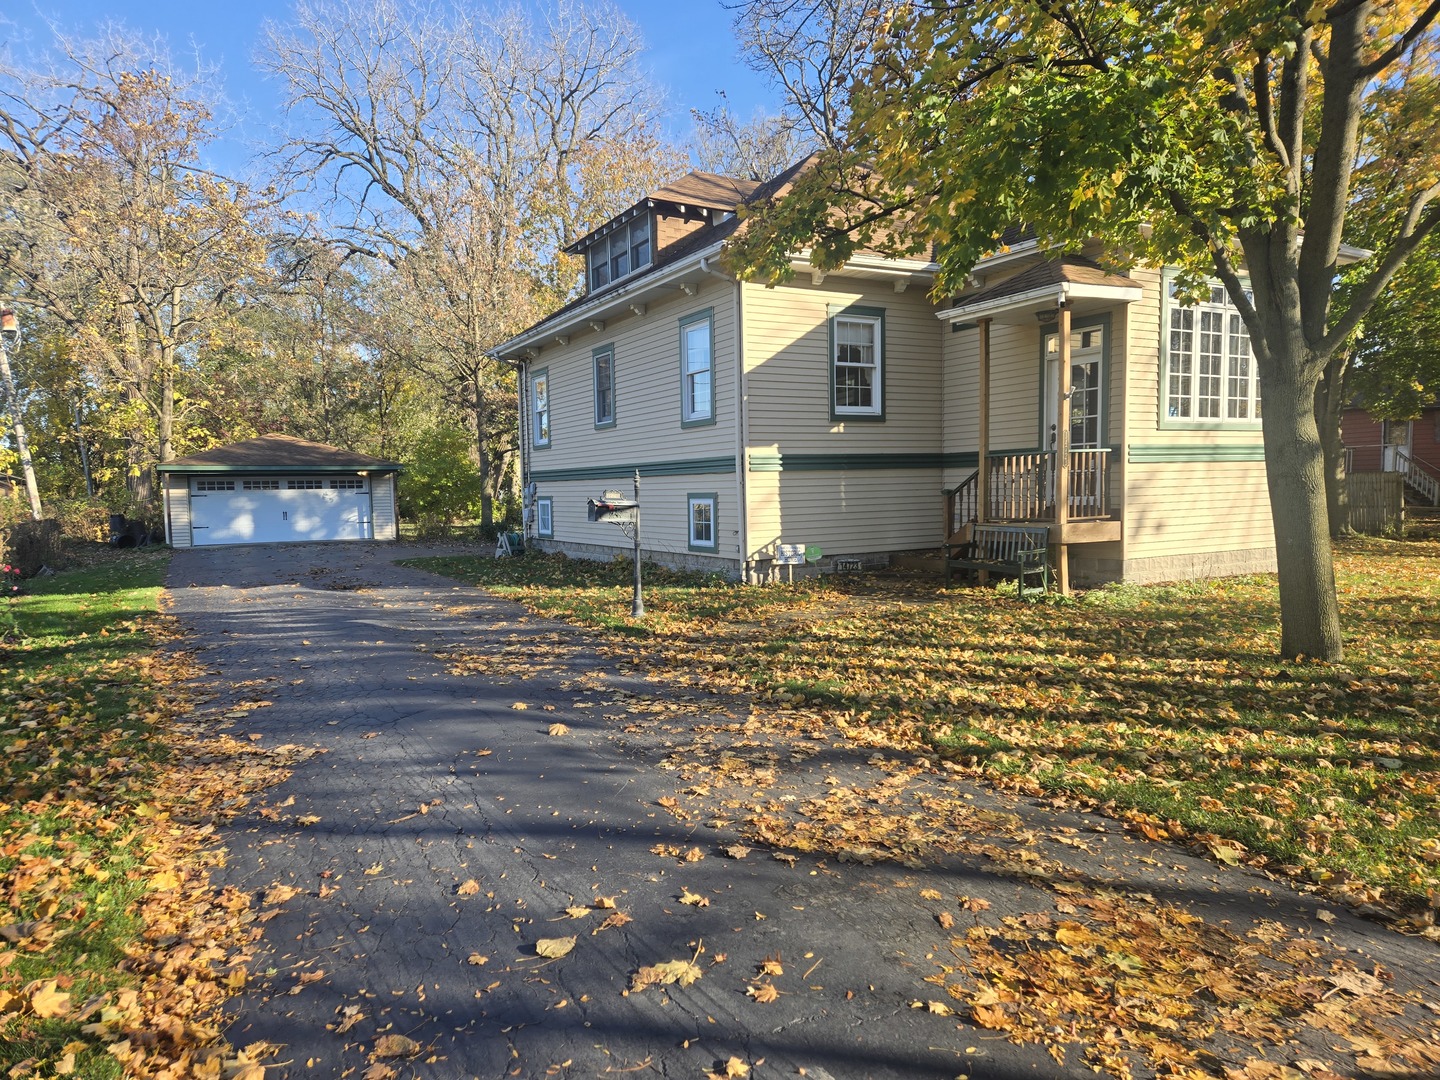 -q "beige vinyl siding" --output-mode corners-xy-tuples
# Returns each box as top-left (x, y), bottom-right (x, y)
(532, 284), (736, 469)
(741, 278), (944, 560)
(1120, 266), (1274, 565)
(742, 278), (941, 448)
(941, 320), (1046, 489)
(371, 474), (398, 541)
(166, 473), (192, 548)
(539, 473), (740, 562)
